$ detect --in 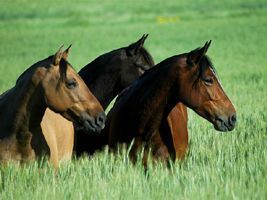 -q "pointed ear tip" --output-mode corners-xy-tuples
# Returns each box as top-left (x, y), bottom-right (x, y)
(141, 33), (148, 38)
(66, 44), (72, 51)
(204, 40), (212, 48)
(140, 34), (148, 43)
